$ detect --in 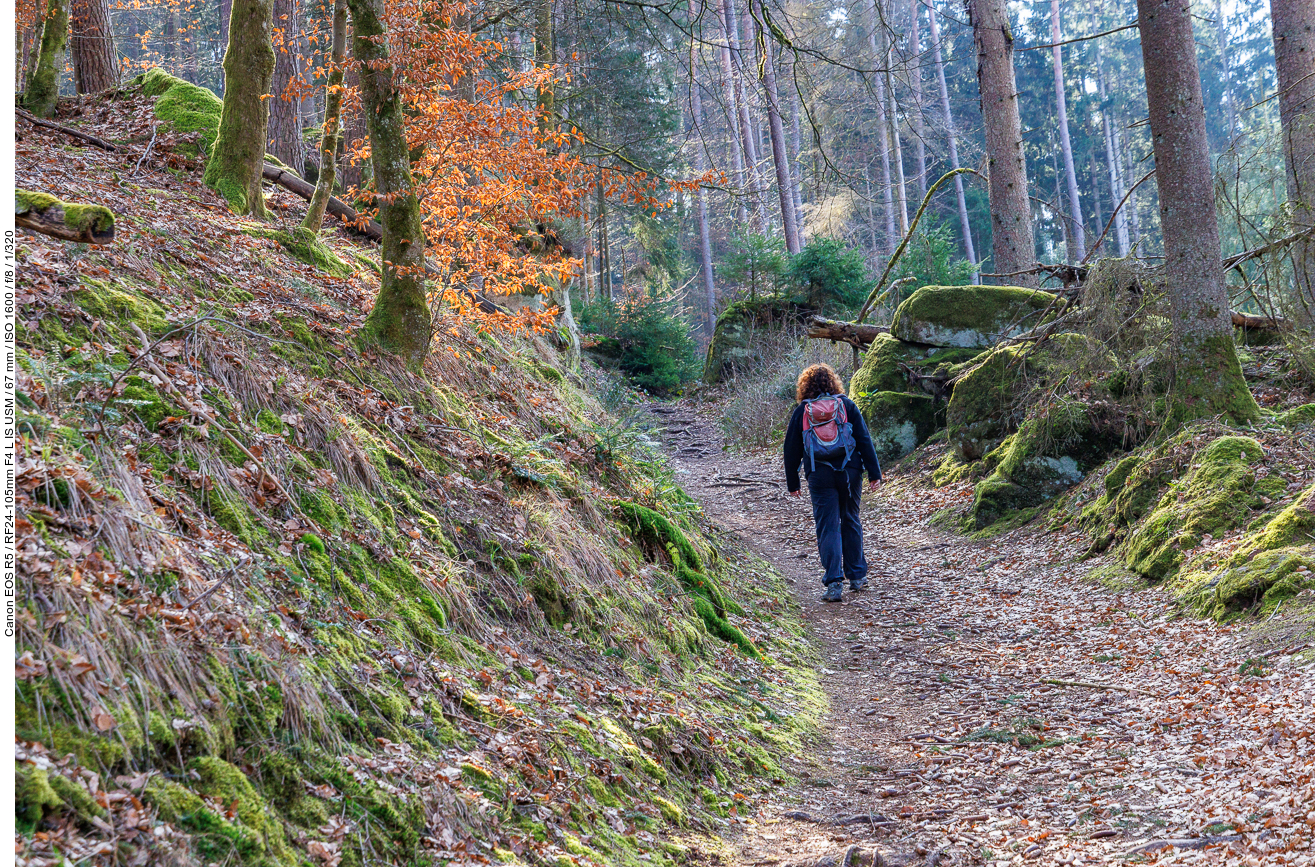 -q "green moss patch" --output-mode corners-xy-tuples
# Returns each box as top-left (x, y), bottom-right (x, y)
(139, 69), (224, 157)
(243, 227), (354, 277)
(70, 280), (168, 336)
